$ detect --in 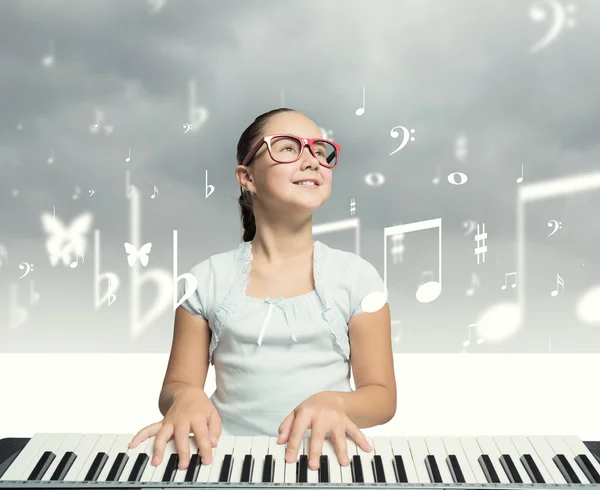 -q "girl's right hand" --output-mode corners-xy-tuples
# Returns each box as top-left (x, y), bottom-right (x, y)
(128, 387), (222, 470)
